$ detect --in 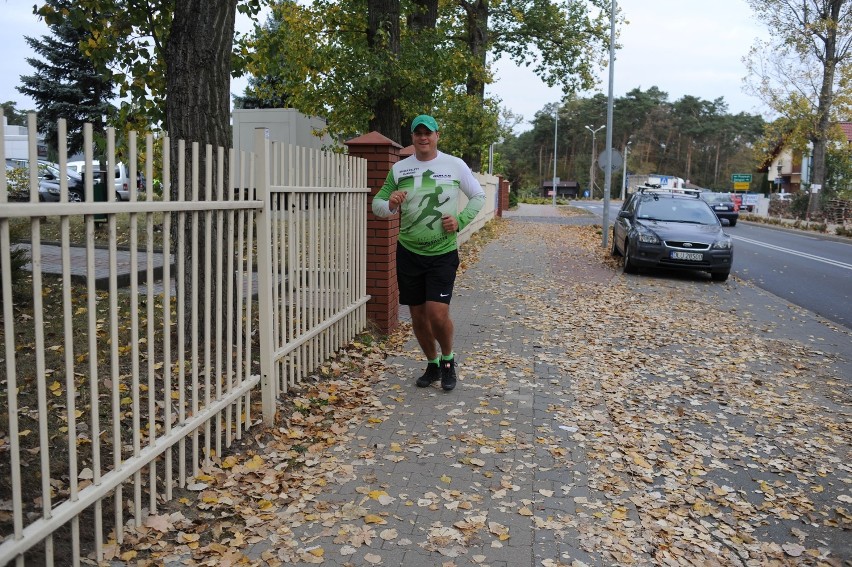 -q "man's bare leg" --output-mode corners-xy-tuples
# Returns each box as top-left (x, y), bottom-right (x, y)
(410, 301), (453, 358)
